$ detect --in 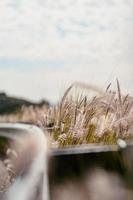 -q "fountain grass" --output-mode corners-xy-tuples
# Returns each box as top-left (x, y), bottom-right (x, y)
(0, 80), (133, 148)
(39, 80), (133, 148)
